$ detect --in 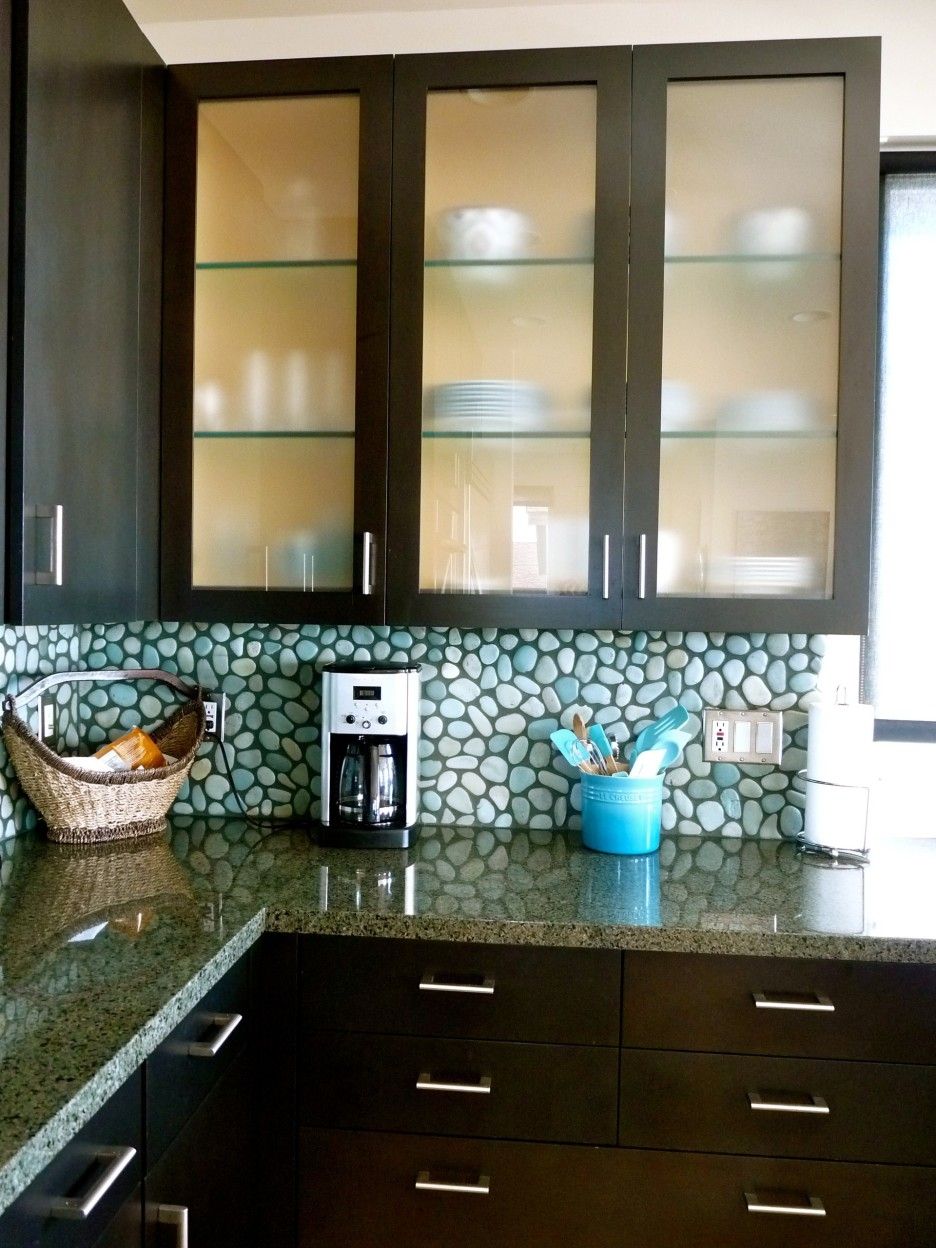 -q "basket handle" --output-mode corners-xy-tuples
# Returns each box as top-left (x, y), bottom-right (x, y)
(4, 668), (205, 713)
